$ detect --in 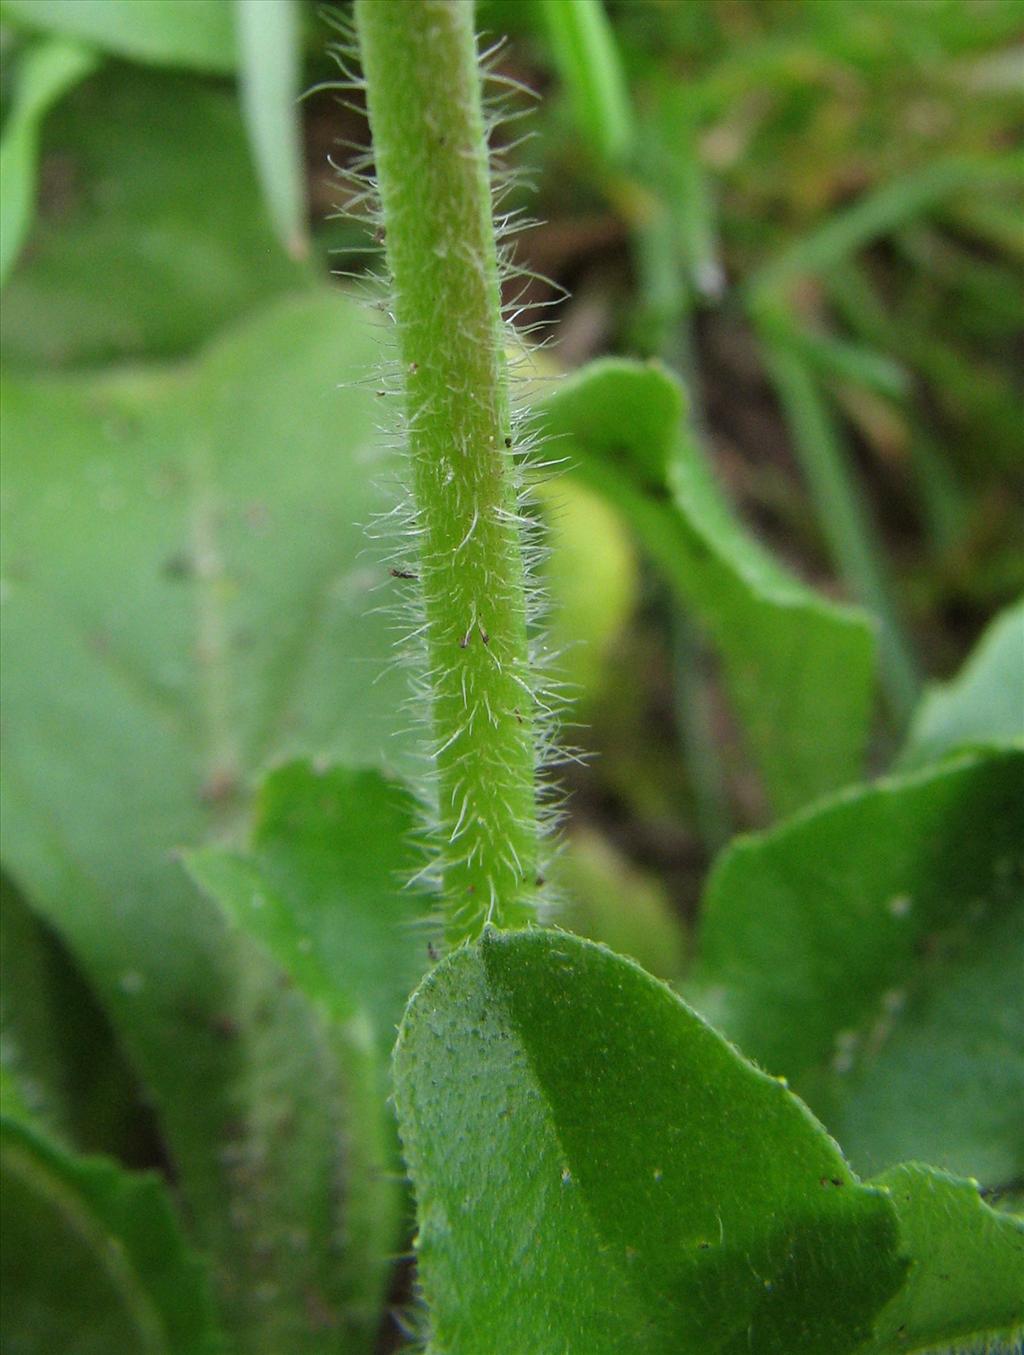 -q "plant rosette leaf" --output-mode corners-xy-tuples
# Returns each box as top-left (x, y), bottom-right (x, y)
(0, 873), (147, 1158)
(535, 358), (877, 816)
(900, 598), (1024, 771)
(536, 475), (638, 710)
(189, 761), (429, 1064)
(0, 35), (98, 288)
(0, 874), (76, 1137)
(186, 758), (433, 1329)
(864, 1164), (1024, 1355)
(1, 65), (309, 368)
(1, 1113), (221, 1354)
(235, 0), (308, 261)
(690, 747), (1024, 1186)
(0, 290), (416, 1350)
(0, 0), (237, 73)
(395, 927), (908, 1355)
(552, 827), (687, 981)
